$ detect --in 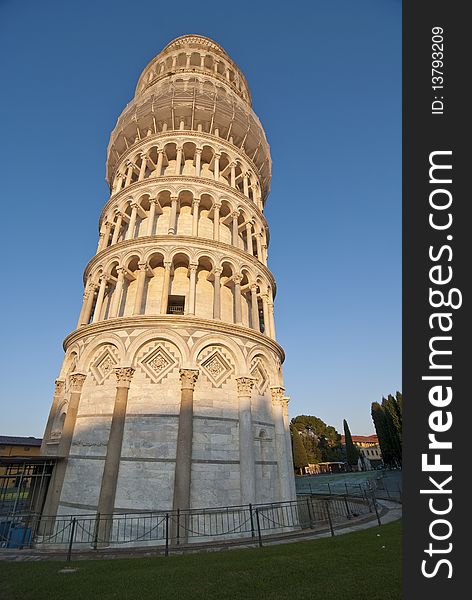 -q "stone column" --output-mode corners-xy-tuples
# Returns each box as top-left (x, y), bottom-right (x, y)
(115, 173), (124, 193)
(268, 301), (276, 340)
(138, 152), (147, 181)
(213, 268), (221, 319)
(156, 150), (164, 176)
(230, 162), (236, 188)
(78, 282), (96, 326)
(236, 377), (256, 505)
(250, 284), (259, 331)
(231, 211), (239, 247)
(233, 275), (242, 325)
(175, 145), (183, 175)
(160, 261), (172, 314)
(124, 162), (133, 187)
(92, 276), (108, 324)
(111, 213), (123, 245)
(188, 264), (197, 315)
(172, 369), (199, 541)
(40, 373), (87, 529)
(126, 203), (138, 240)
(255, 232), (263, 261)
(41, 379), (65, 453)
(97, 367), (135, 545)
(270, 387), (292, 501)
(214, 153), (220, 181)
(110, 268), (125, 318)
(192, 199), (200, 236)
(185, 53), (191, 68)
(243, 173), (249, 197)
(195, 148), (202, 177)
(262, 294), (270, 336)
(99, 222), (112, 252)
(168, 196), (178, 234)
(133, 262), (147, 315)
(212, 202), (221, 241)
(147, 200), (157, 236)
(246, 222), (253, 253)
